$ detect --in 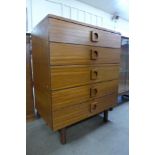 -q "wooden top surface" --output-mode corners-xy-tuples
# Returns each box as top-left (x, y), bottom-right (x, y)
(37, 14), (121, 35)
